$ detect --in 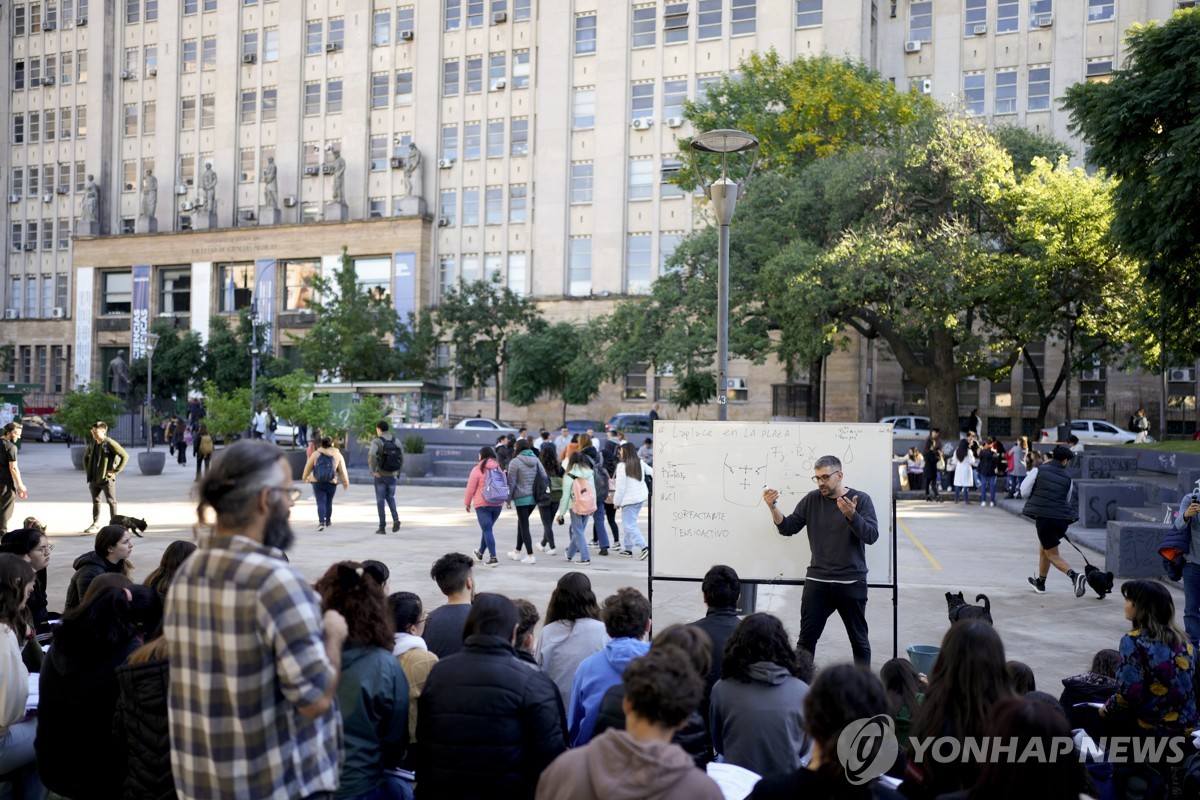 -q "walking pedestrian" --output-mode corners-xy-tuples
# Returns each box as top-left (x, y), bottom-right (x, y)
(977, 438), (998, 507)
(506, 438), (545, 564)
(1006, 436), (1029, 498)
(950, 439), (977, 505)
(762, 455), (879, 667)
(556, 451), (596, 565)
(1131, 408), (1151, 443)
(0, 422), (29, 532)
(368, 420), (403, 535)
(169, 414), (187, 466)
(302, 436), (349, 531)
(465, 446), (505, 566)
(535, 442), (563, 555)
(613, 442), (652, 560)
(578, 434), (613, 555)
(922, 427), (942, 502)
(194, 424), (214, 480)
(1021, 444), (1088, 597)
(83, 421), (128, 533)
